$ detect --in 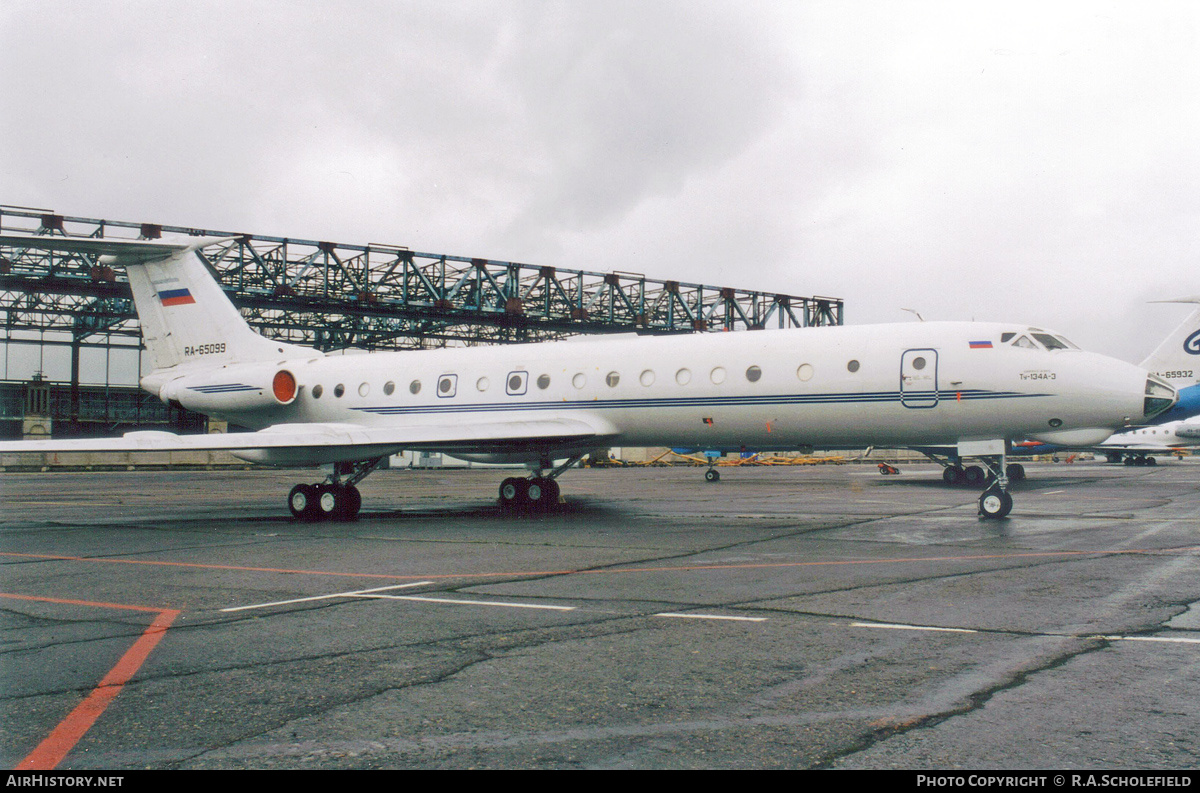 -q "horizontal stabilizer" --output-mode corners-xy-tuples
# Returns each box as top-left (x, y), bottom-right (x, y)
(0, 233), (201, 263)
